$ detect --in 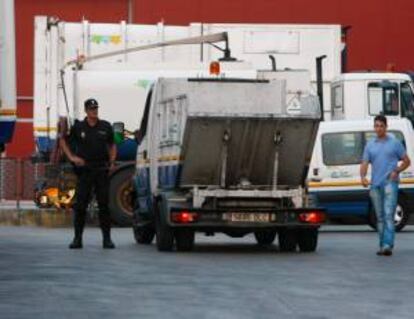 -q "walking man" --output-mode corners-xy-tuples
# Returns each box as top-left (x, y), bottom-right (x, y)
(360, 115), (410, 256)
(60, 98), (117, 249)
